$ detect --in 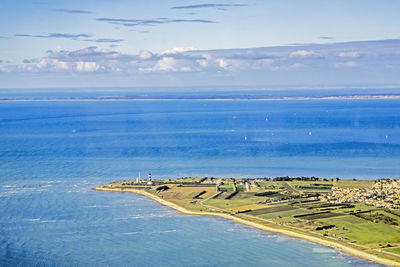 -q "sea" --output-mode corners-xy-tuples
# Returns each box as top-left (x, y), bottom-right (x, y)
(1, 88), (399, 266)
